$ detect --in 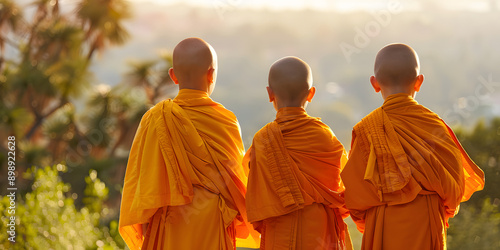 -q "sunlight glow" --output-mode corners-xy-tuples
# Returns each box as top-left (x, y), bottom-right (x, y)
(128, 0), (494, 12)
